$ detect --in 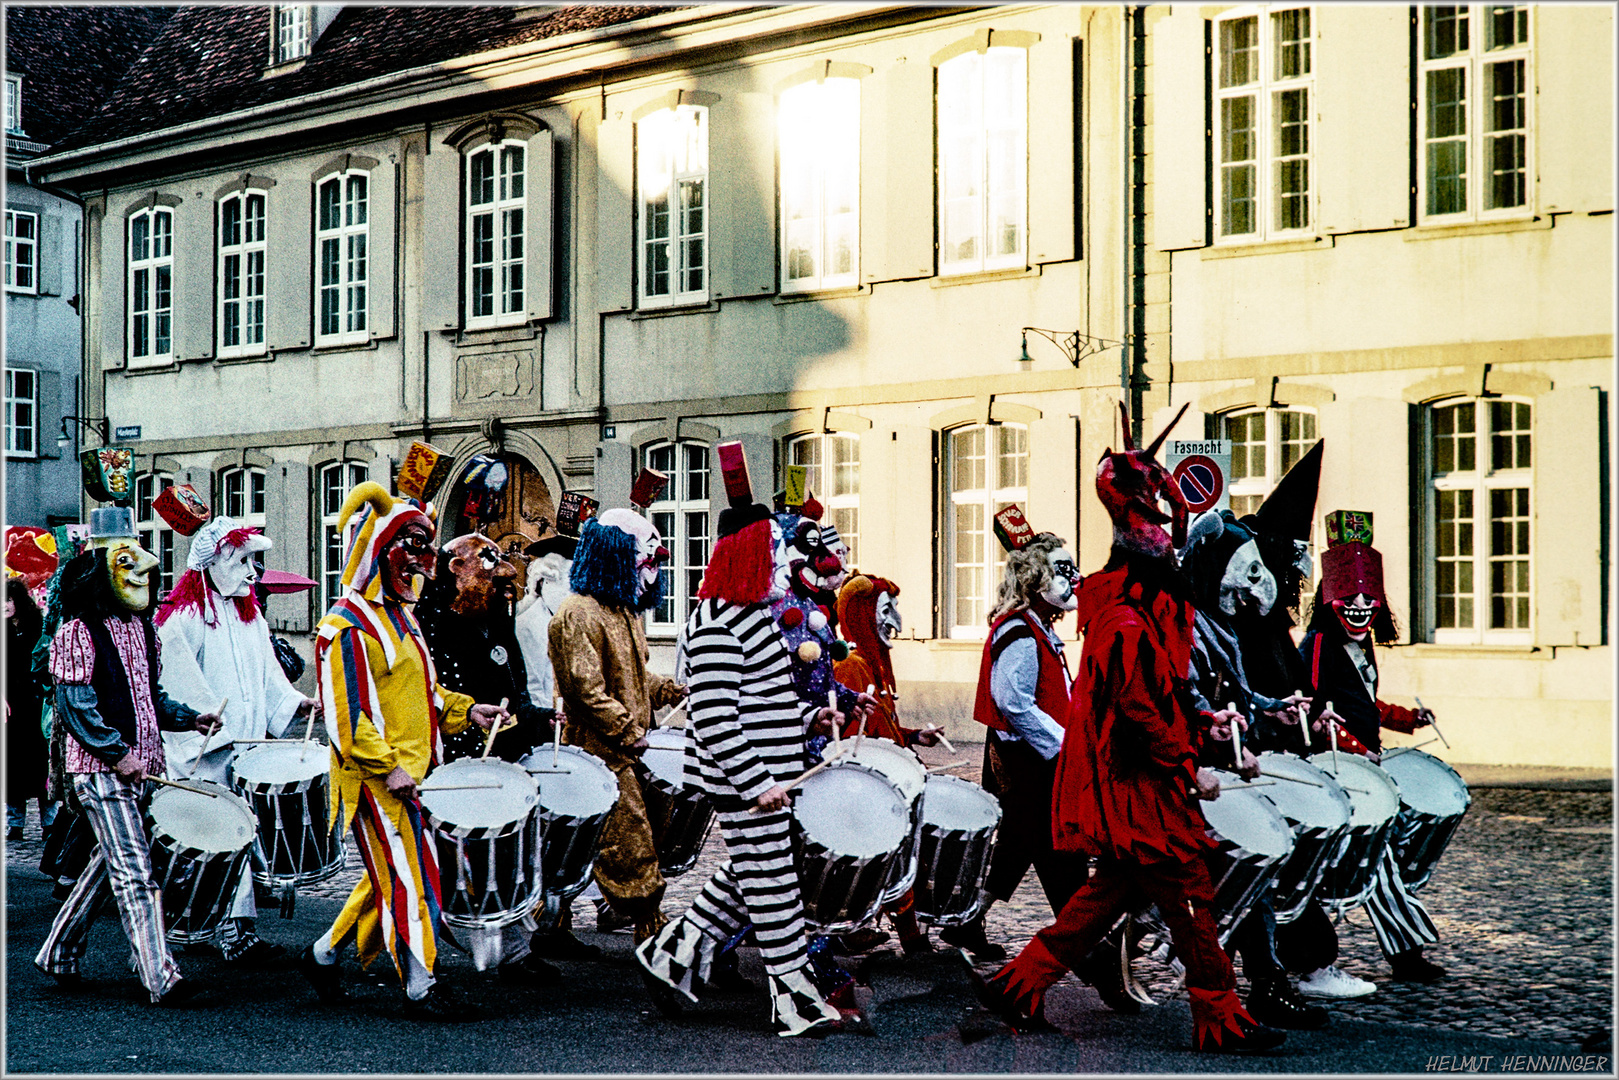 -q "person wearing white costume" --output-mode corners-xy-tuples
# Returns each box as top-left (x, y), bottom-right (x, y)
(155, 516), (320, 965)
